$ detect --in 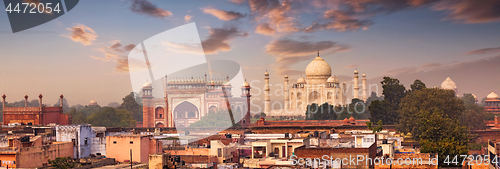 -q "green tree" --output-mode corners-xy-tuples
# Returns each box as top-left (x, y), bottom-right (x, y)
(418, 108), (469, 167)
(118, 92), (143, 121)
(67, 107), (87, 124)
(409, 79), (426, 92)
(460, 93), (486, 130)
(397, 88), (465, 140)
(259, 112), (267, 118)
(366, 120), (383, 133)
(86, 107), (136, 127)
(368, 77), (406, 125)
(189, 108), (242, 128)
(48, 157), (75, 169)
